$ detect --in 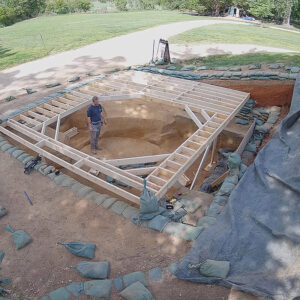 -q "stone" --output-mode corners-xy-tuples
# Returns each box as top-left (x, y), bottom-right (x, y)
(12, 149), (24, 158)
